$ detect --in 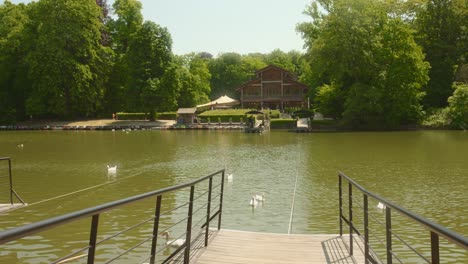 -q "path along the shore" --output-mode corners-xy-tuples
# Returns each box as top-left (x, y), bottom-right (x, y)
(9, 119), (176, 129)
